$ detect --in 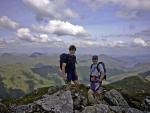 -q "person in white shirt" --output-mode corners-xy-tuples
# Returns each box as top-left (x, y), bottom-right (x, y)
(88, 55), (105, 104)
